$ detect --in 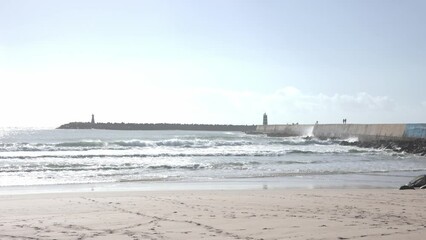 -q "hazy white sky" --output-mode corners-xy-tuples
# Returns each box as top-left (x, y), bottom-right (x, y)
(1, 0), (425, 127)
